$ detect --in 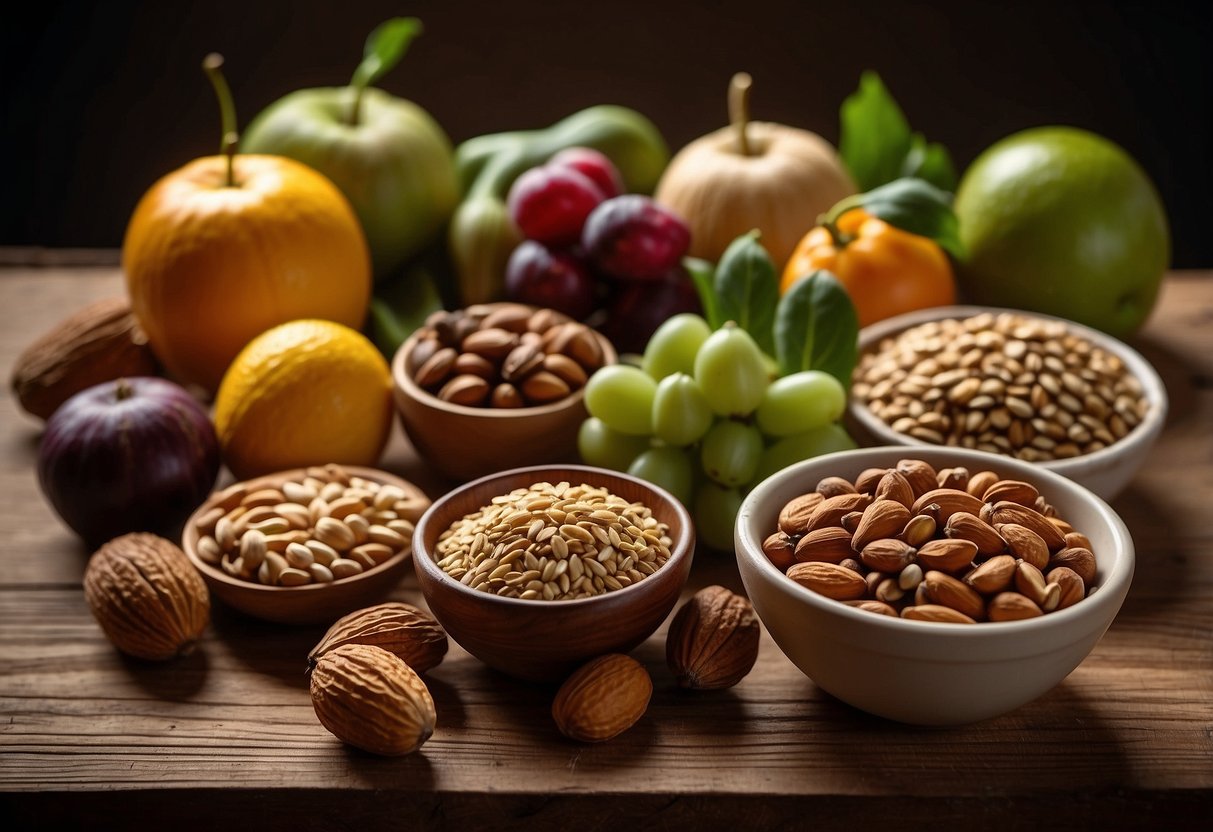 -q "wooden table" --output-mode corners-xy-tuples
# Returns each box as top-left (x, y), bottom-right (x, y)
(2, 260), (1210, 829)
